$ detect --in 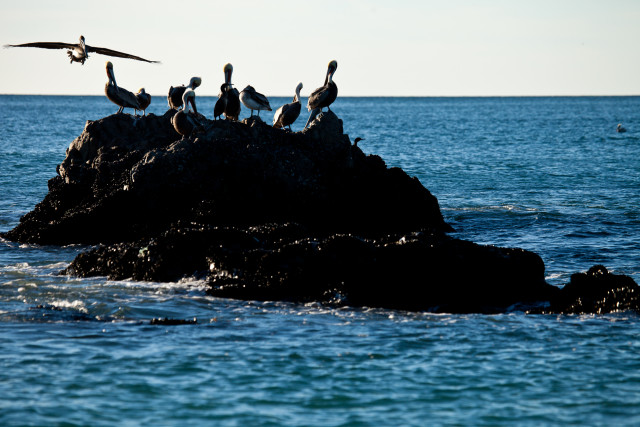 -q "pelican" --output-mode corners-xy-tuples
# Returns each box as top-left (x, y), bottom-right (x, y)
(171, 89), (201, 136)
(135, 88), (151, 116)
(3, 35), (159, 65)
(223, 84), (241, 121)
(304, 60), (338, 129)
(220, 63), (241, 120)
(273, 82), (303, 130)
(104, 61), (140, 114)
(617, 123), (627, 133)
(240, 85), (272, 117)
(224, 84), (241, 120)
(214, 84), (227, 120)
(167, 77), (202, 110)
